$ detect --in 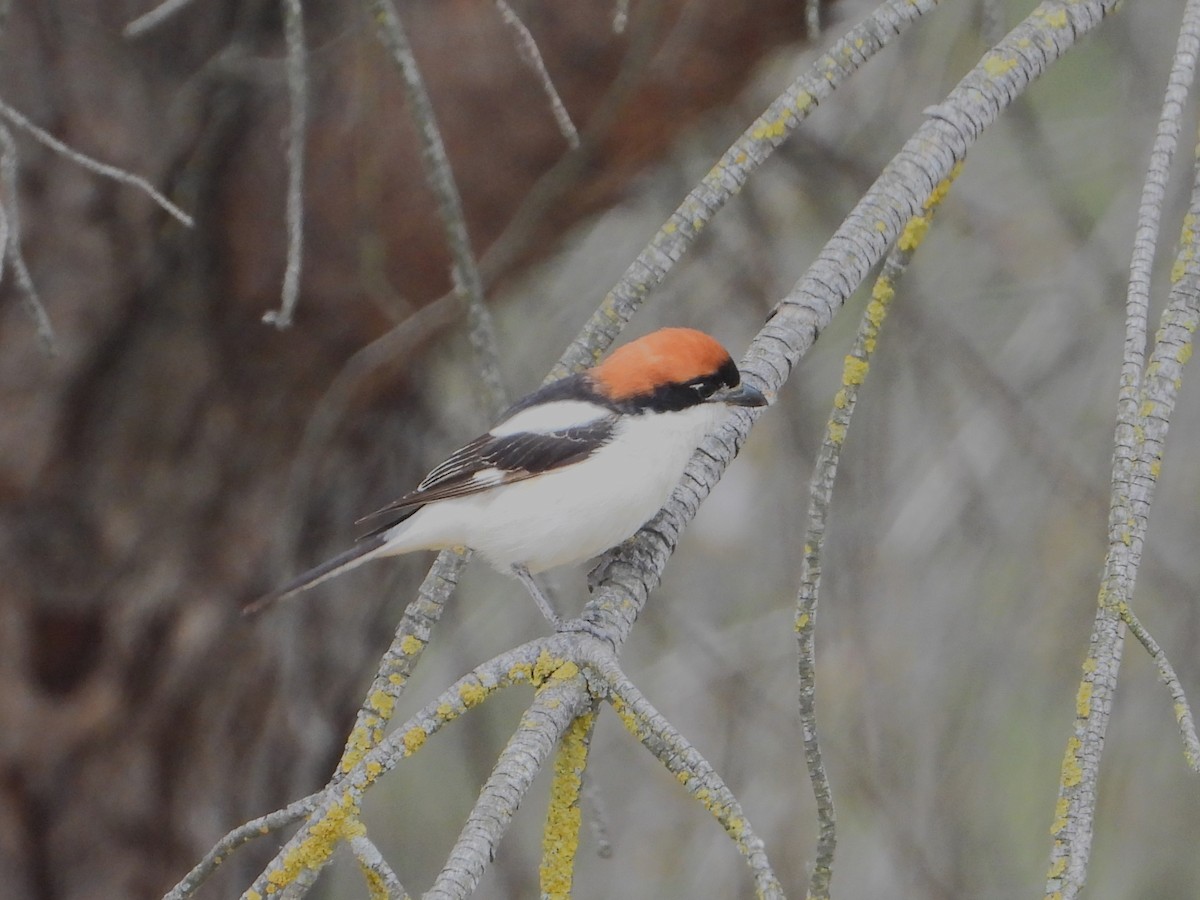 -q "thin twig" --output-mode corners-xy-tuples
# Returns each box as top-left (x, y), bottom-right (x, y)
(804, 0), (820, 39)
(162, 792), (322, 900)
(123, 0), (198, 37)
(581, 770), (613, 859)
(0, 124), (55, 352)
(1118, 603), (1200, 772)
(371, 0), (508, 416)
(587, 649), (783, 899)
(494, 0), (579, 149)
(0, 100), (193, 227)
(612, 0), (629, 34)
(349, 834), (411, 900)
(795, 163), (963, 900)
(263, 0), (308, 328)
